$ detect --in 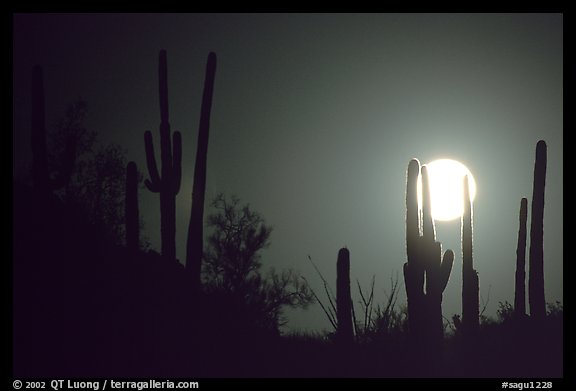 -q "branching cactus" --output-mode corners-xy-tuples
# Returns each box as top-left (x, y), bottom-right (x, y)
(461, 175), (479, 335)
(31, 65), (76, 197)
(144, 50), (182, 263)
(514, 198), (528, 318)
(126, 161), (140, 253)
(403, 159), (454, 345)
(529, 140), (547, 319)
(336, 247), (353, 347)
(186, 52), (217, 289)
